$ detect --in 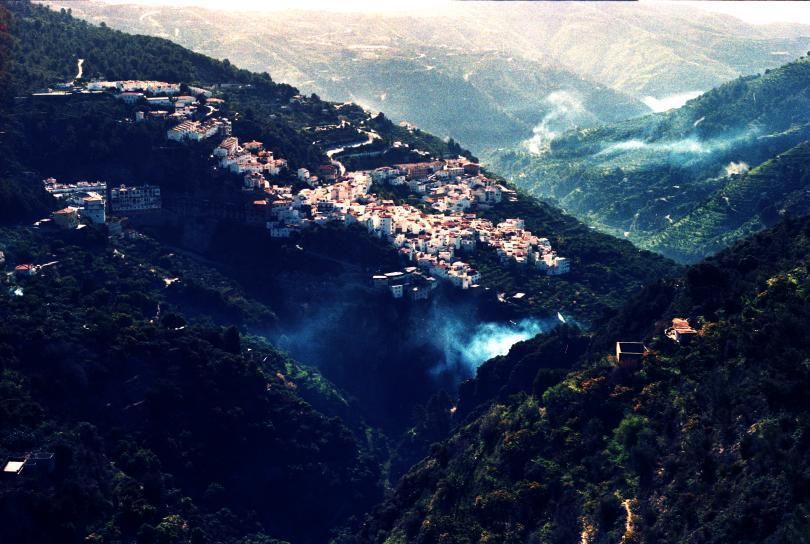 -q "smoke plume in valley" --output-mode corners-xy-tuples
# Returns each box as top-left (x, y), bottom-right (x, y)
(596, 128), (761, 157)
(431, 316), (556, 375)
(524, 91), (591, 155)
